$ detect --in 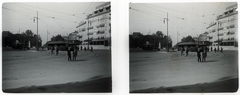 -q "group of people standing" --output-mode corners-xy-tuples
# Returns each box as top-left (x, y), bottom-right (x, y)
(49, 45), (94, 61)
(67, 45), (78, 61)
(179, 46), (225, 63)
(180, 47), (189, 56)
(197, 47), (208, 62)
(50, 46), (59, 56)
